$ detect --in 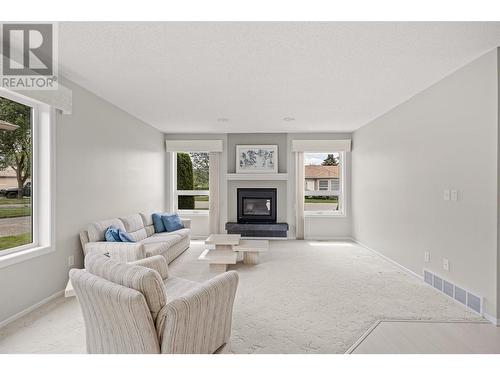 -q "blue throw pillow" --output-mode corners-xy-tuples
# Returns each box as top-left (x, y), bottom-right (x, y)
(104, 226), (121, 242)
(161, 213), (184, 232)
(118, 230), (134, 242)
(152, 213), (166, 233)
(104, 226), (135, 242)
